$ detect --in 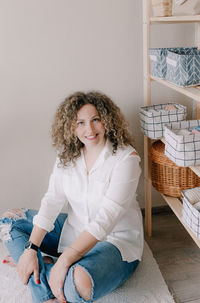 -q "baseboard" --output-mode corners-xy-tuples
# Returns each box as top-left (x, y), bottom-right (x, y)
(141, 205), (173, 217)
